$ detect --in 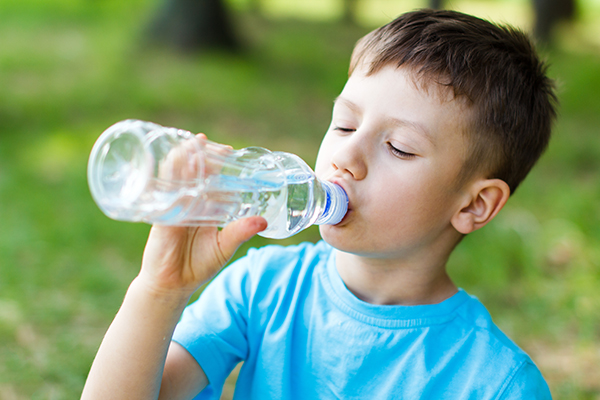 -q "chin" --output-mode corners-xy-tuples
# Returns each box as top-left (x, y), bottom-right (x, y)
(318, 225), (346, 248)
(319, 225), (366, 254)
(319, 225), (406, 259)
